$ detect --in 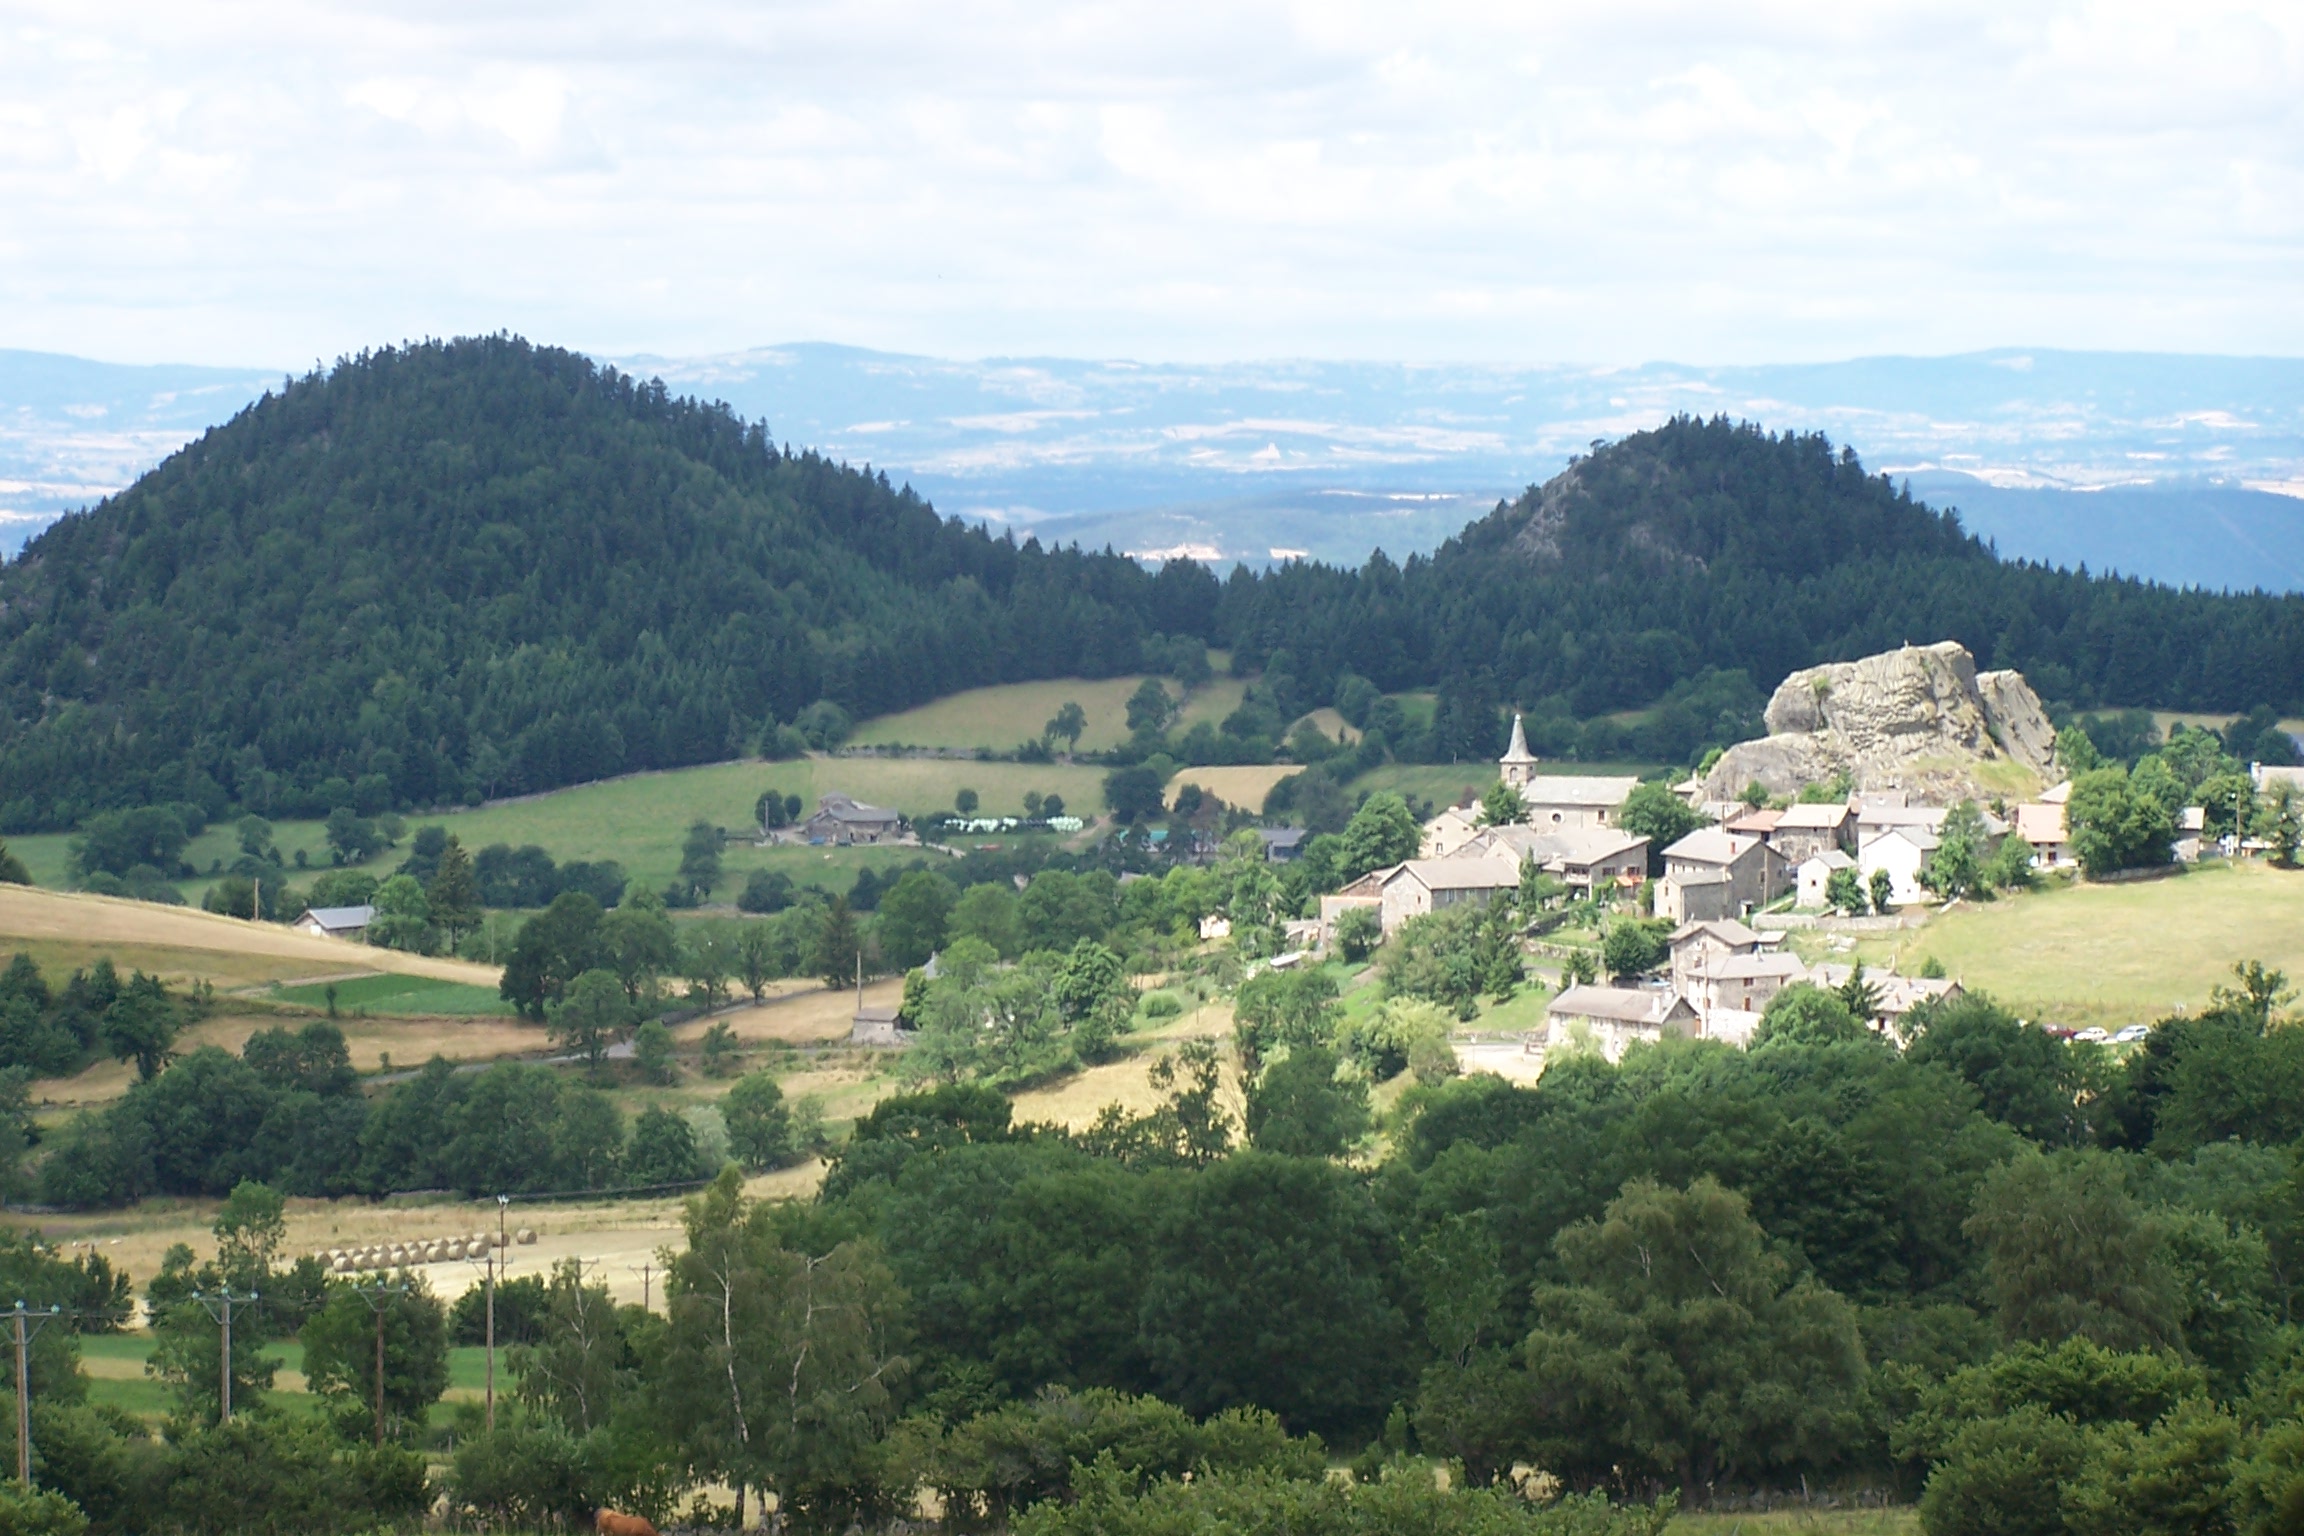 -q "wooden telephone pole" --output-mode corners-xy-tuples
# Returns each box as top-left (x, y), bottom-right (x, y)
(11, 1302), (61, 1485)
(189, 1289), (258, 1423)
